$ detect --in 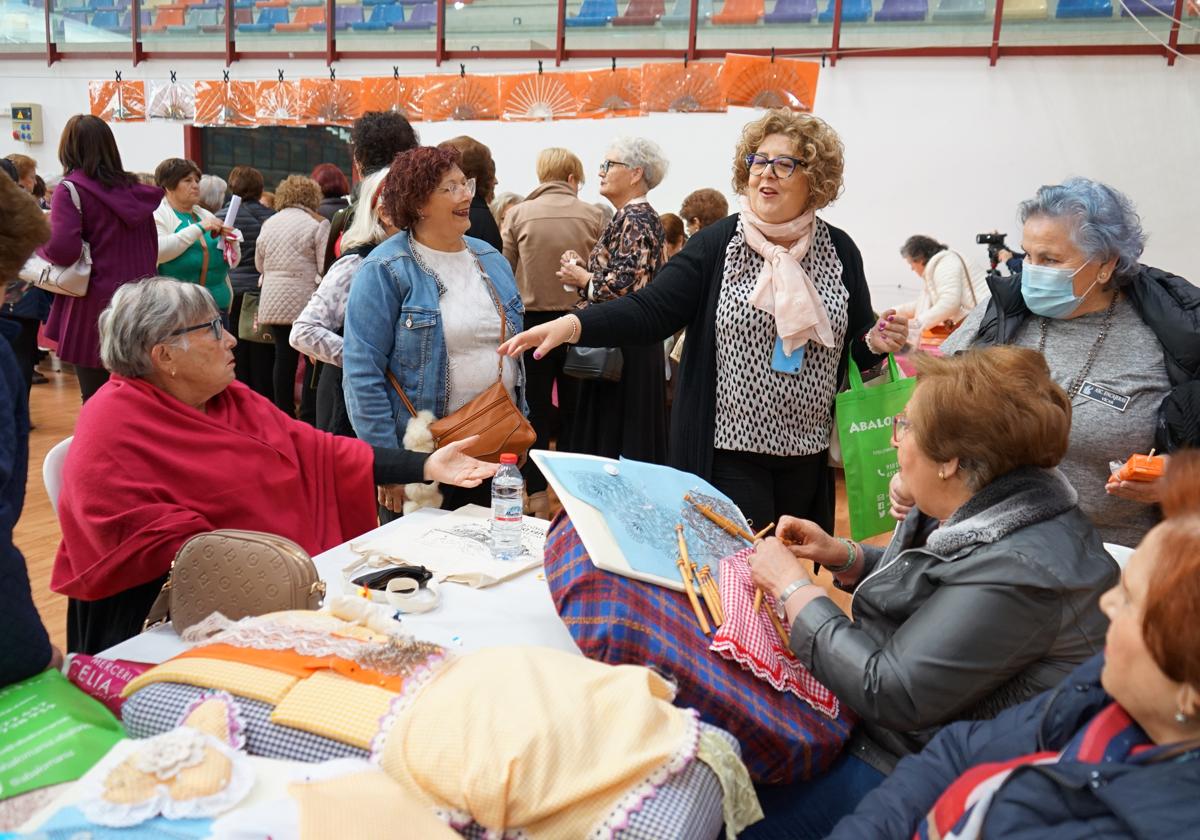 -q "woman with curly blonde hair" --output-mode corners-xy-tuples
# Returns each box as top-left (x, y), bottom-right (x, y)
(255, 174), (330, 421)
(502, 111), (908, 531)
